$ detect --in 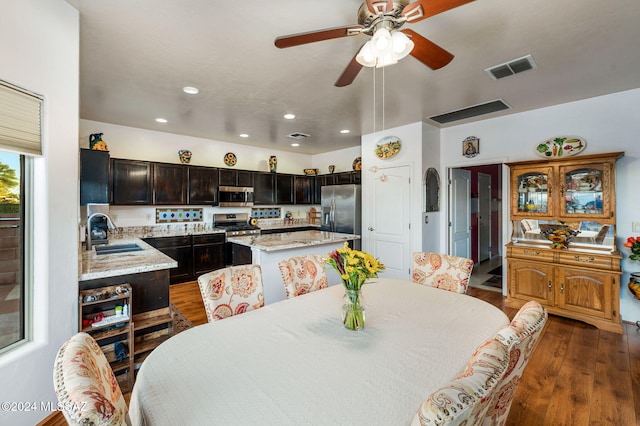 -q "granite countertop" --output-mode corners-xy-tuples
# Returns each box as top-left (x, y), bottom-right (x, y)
(227, 230), (360, 252)
(79, 238), (178, 281)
